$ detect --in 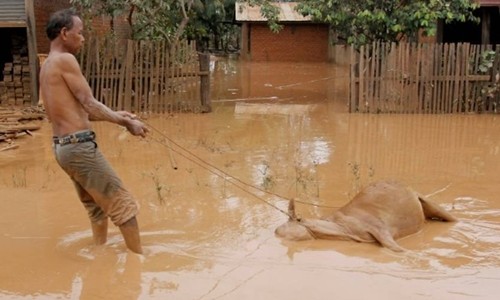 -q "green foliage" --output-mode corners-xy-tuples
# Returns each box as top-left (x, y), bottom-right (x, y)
(478, 50), (496, 74)
(245, 0), (284, 32)
(129, 0), (183, 41)
(294, 0), (480, 47)
(70, 0), (240, 51)
(70, 0), (127, 25)
(188, 0), (240, 50)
